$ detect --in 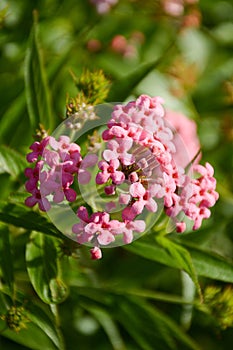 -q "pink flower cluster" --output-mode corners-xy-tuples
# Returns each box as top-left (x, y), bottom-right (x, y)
(95, 94), (218, 234)
(25, 135), (87, 211)
(25, 95), (219, 260)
